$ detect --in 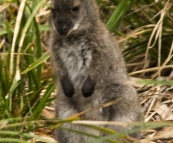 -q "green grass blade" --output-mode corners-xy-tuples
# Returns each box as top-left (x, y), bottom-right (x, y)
(106, 0), (131, 31)
(22, 52), (50, 74)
